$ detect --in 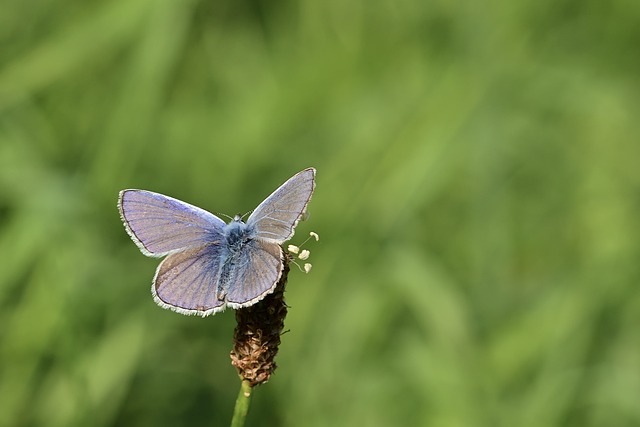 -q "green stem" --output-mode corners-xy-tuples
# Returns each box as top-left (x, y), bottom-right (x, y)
(230, 380), (252, 427)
